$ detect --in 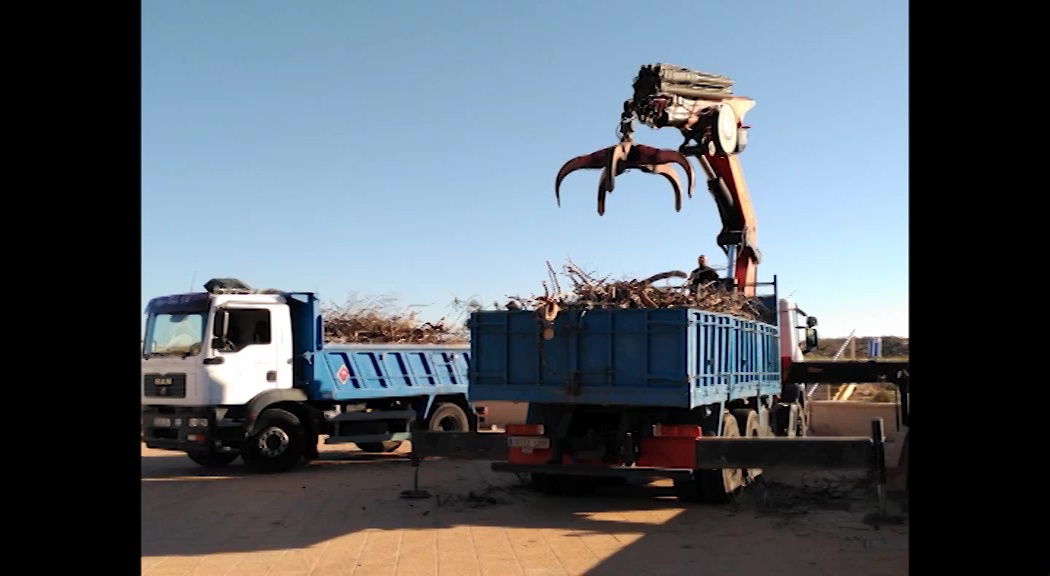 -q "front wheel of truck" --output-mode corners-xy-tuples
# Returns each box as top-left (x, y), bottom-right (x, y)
(241, 408), (306, 473)
(186, 449), (238, 468)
